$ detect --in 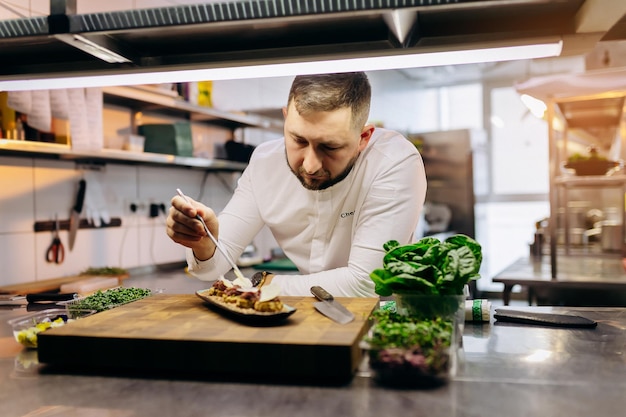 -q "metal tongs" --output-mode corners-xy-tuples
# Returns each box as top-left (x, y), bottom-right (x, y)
(176, 188), (246, 281)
